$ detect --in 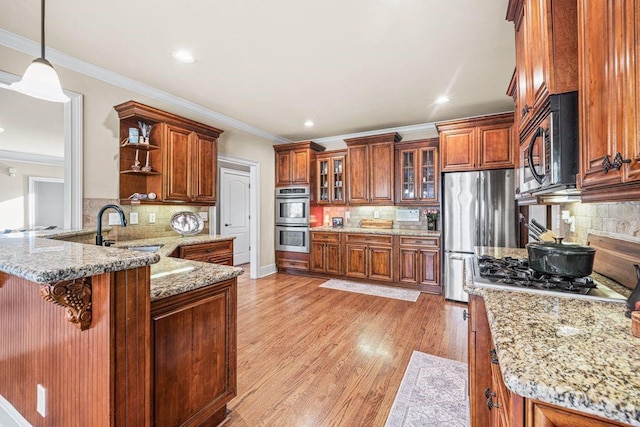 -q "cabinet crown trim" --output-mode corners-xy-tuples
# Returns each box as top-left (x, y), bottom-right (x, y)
(344, 132), (402, 145)
(273, 140), (326, 152)
(435, 112), (515, 131)
(114, 100), (224, 138)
